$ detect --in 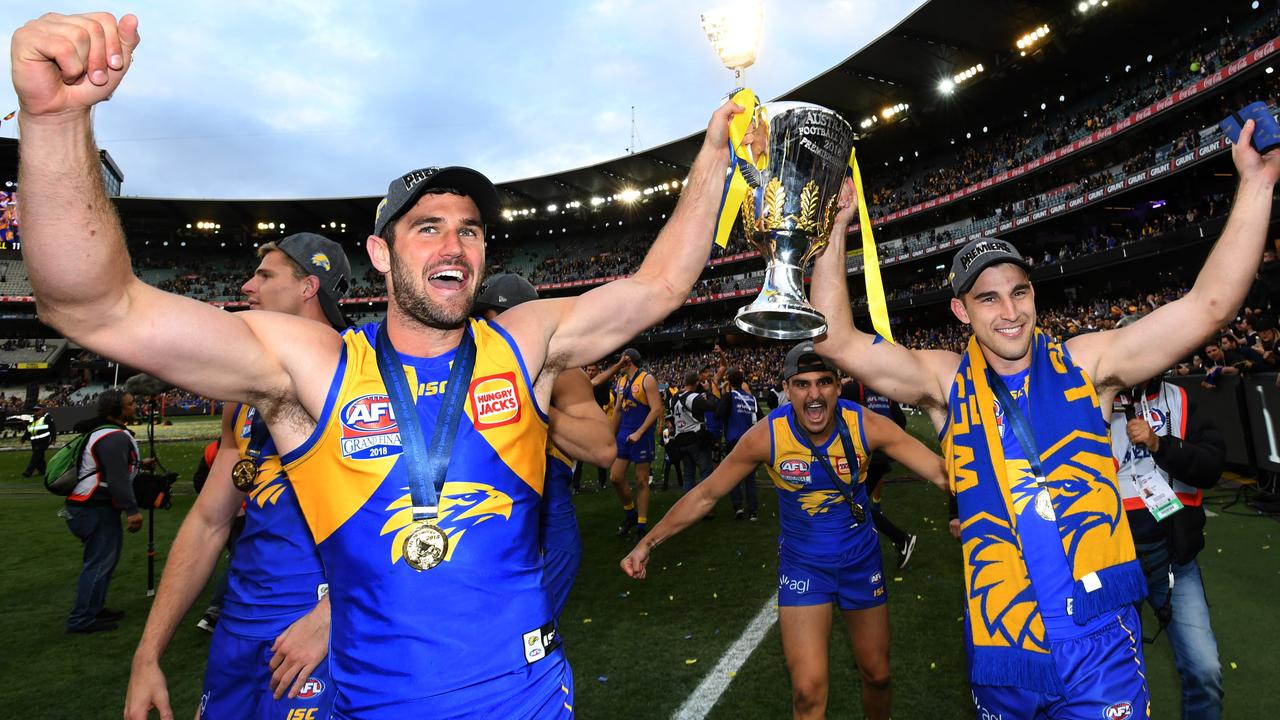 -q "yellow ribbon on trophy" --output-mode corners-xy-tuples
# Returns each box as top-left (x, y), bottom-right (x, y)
(713, 87), (764, 249)
(848, 147), (894, 343)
